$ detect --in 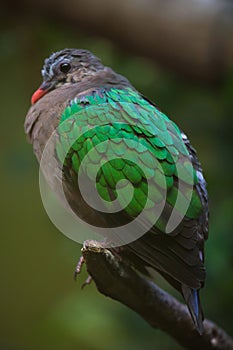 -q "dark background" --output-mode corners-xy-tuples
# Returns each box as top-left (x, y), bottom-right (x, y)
(1, 1), (233, 349)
